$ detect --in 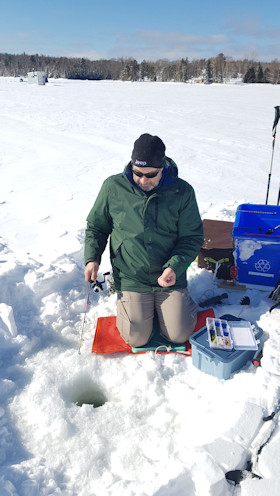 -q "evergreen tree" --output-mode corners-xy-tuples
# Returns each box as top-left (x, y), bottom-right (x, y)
(243, 67), (256, 83)
(175, 58), (188, 82)
(204, 59), (213, 84)
(213, 53), (226, 83)
(256, 63), (264, 83)
(140, 60), (149, 80)
(121, 58), (139, 81)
